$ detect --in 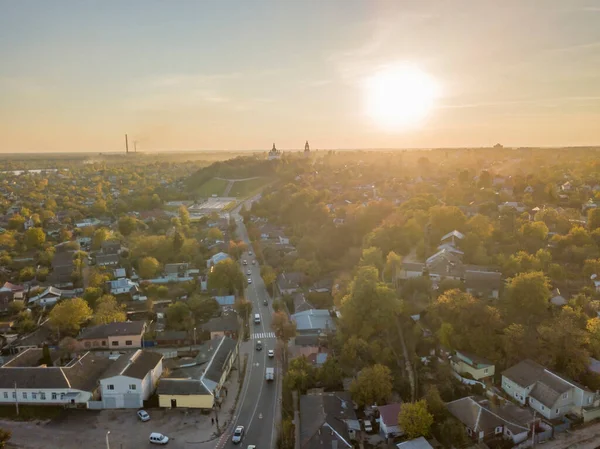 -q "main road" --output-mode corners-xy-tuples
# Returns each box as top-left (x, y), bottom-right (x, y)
(220, 197), (281, 449)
